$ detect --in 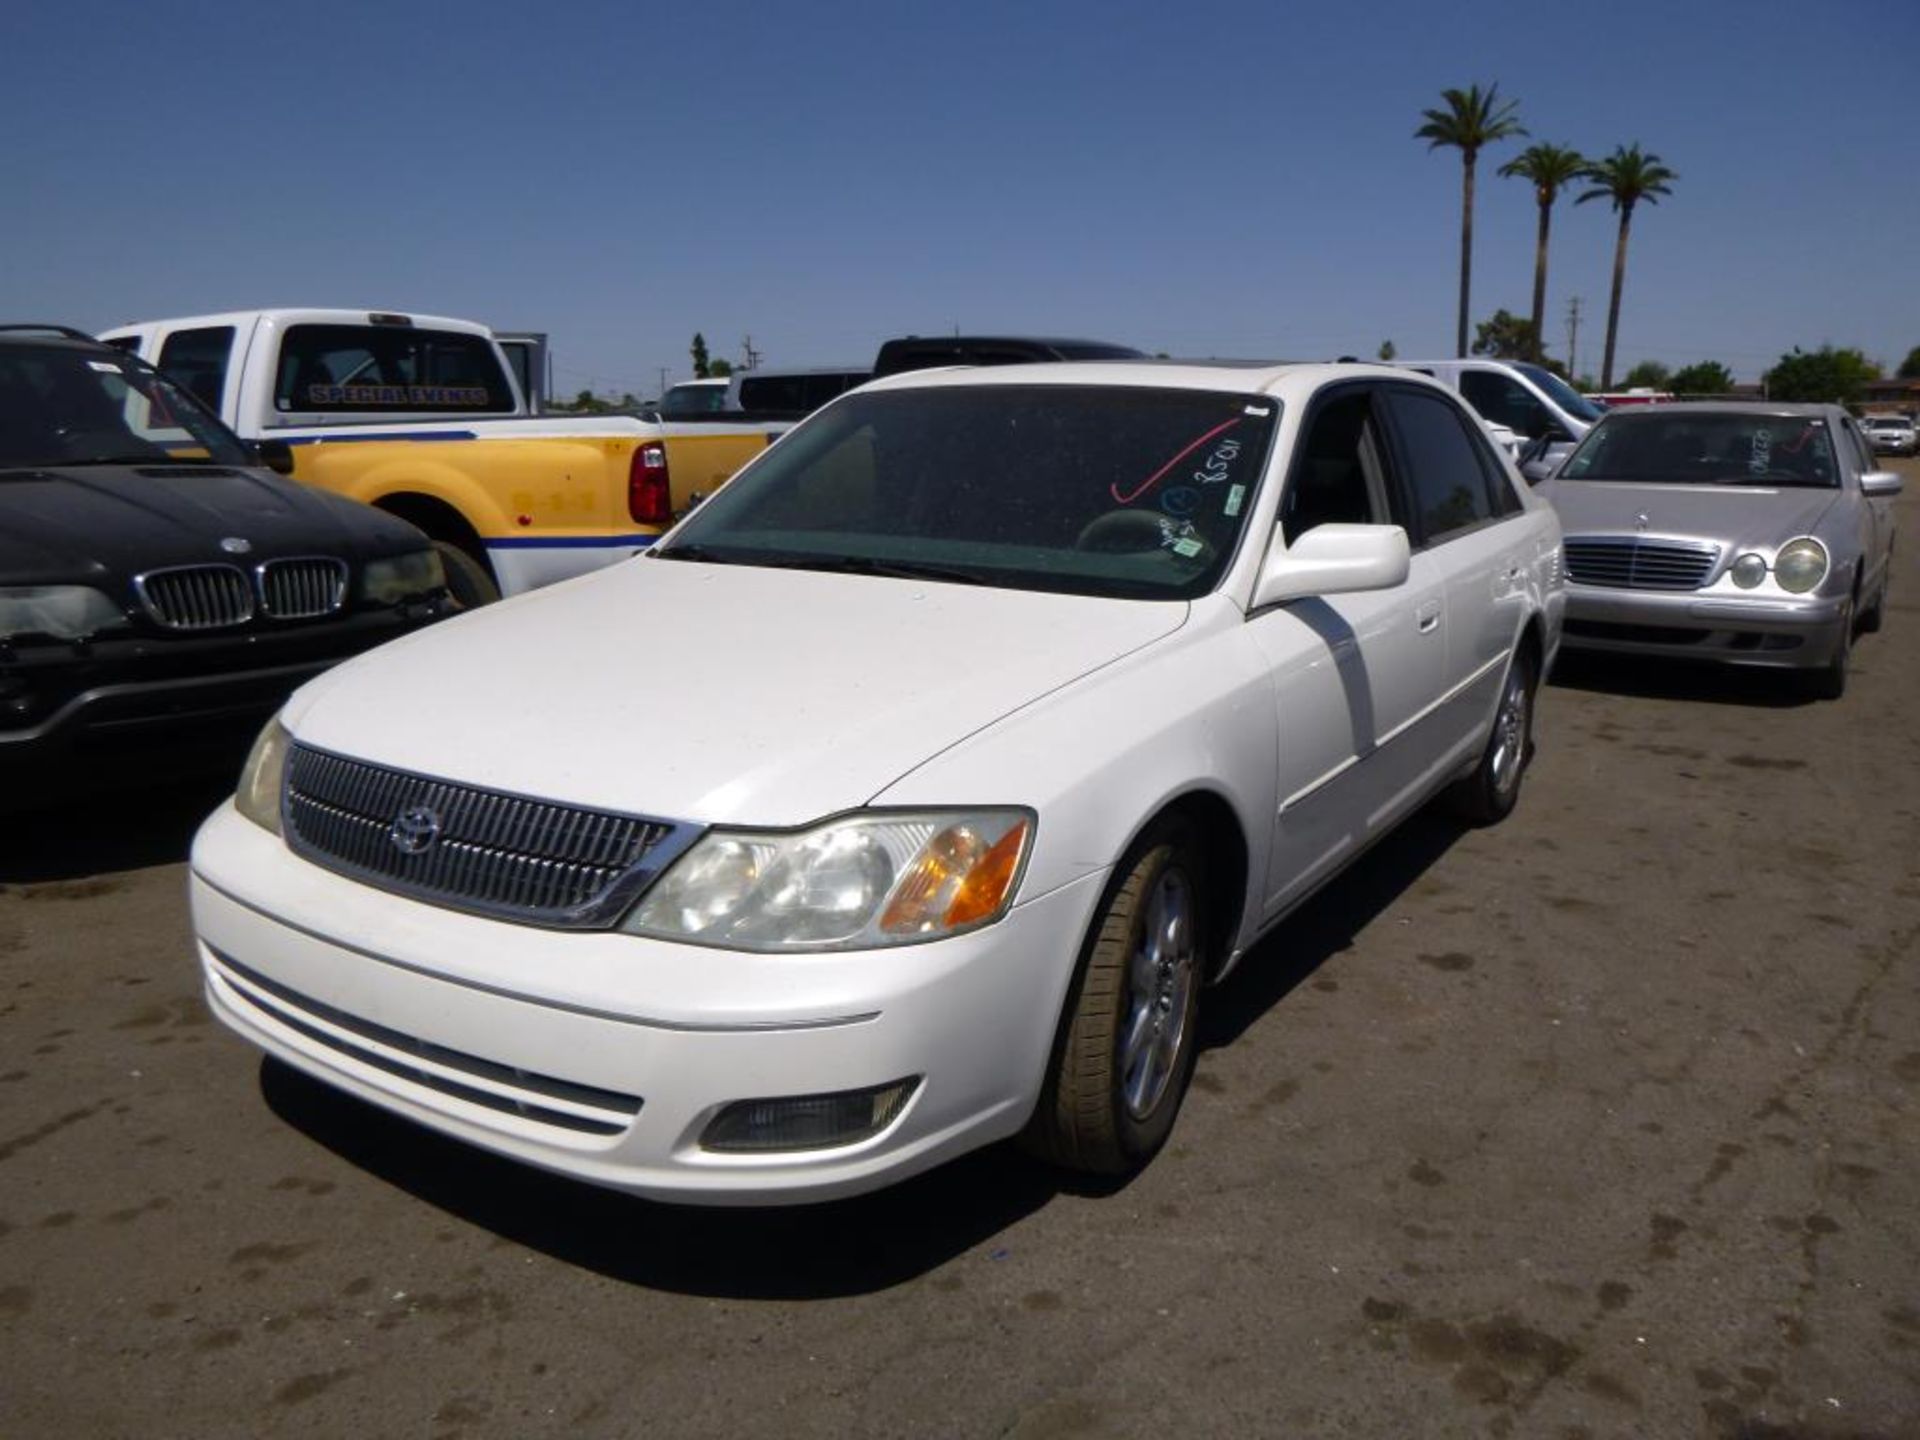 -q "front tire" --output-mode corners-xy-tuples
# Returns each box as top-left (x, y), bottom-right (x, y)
(1449, 646), (1537, 826)
(1023, 822), (1206, 1177)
